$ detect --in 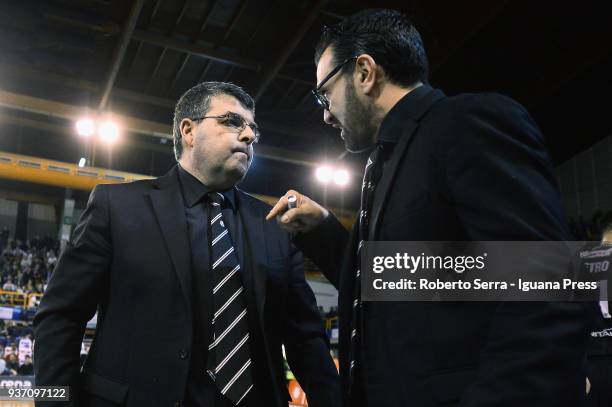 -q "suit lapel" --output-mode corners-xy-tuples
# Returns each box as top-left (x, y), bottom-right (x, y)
(236, 190), (268, 329)
(369, 88), (446, 239)
(148, 166), (193, 310)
